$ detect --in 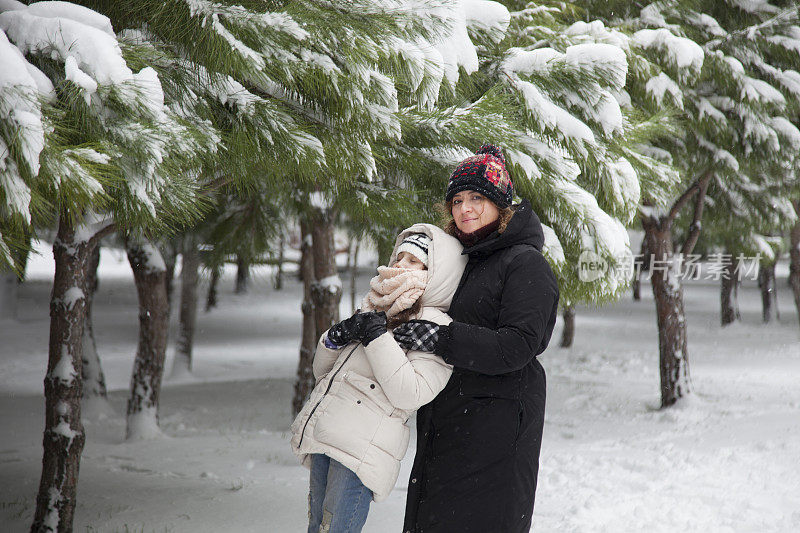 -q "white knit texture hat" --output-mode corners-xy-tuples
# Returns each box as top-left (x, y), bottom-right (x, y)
(396, 233), (431, 266)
